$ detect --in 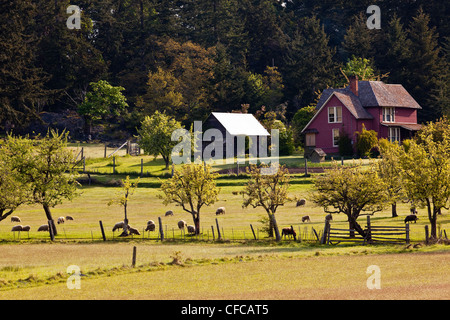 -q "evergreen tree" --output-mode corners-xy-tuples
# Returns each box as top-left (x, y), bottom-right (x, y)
(406, 8), (443, 121)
